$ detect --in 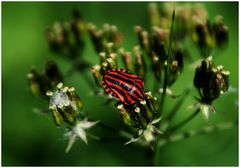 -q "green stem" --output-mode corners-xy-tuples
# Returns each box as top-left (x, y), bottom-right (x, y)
(158, 8), (175, 117)
(154, 8), (175, 164)
(90, 119), (148, 146)
(167, 108), (200, 134)
(158, 120), (237, 147)
(160, 88), (191, 131)
(154, 120), (237, 165)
